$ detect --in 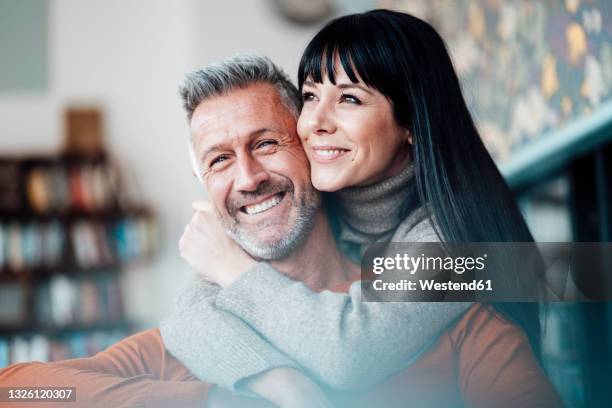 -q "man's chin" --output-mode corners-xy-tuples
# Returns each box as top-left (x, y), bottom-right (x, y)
(227, 194), (319, 261)
(236, 239), (293, 261)
(239, 233), (286, 250)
